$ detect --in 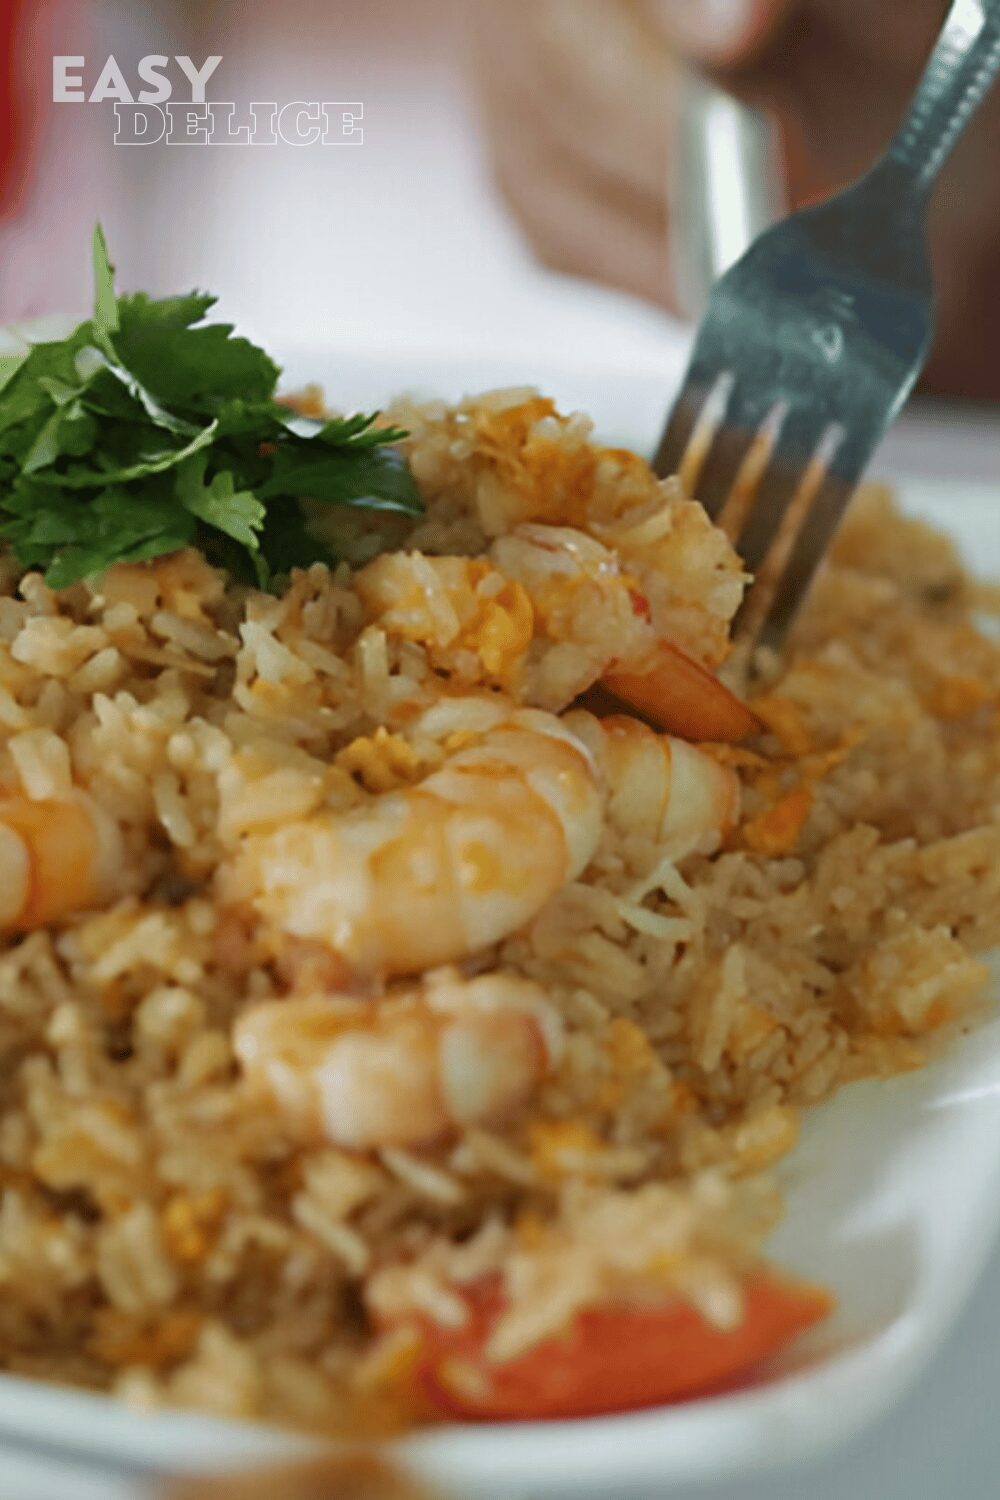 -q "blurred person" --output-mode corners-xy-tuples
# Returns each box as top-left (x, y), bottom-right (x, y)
(472, 0), (1000, 399)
